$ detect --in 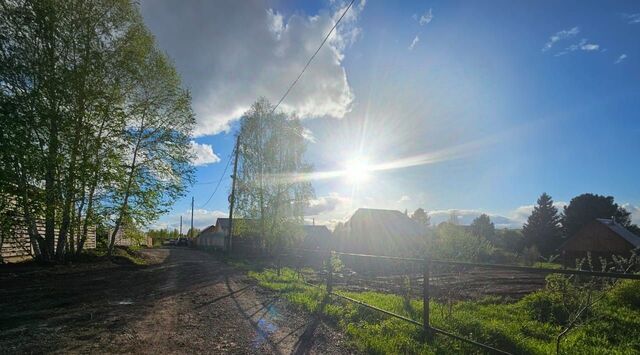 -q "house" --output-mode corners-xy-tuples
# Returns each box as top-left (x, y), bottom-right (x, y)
(333, 208), (424, 256)
(560, 218), (640, 266)
(301, 225), (332, 251)
(194, 224), (225, 249)
(212, 218), (255, 235)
